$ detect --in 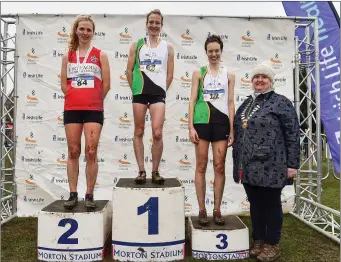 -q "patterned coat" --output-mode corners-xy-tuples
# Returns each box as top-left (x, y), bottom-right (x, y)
(232, 91), (300, 188)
